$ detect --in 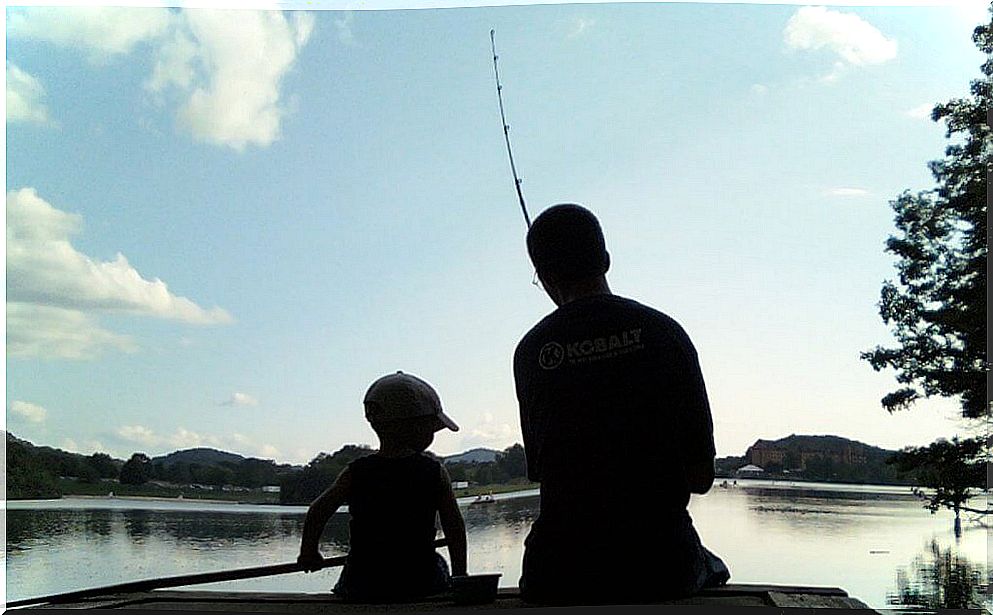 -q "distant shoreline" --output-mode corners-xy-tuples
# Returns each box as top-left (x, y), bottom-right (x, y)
(72, 494), (236, 504)
(8, 479), (939, 509)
